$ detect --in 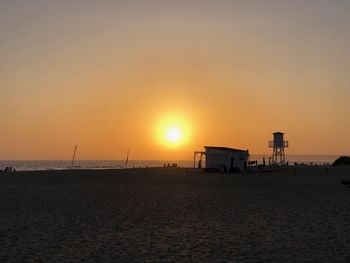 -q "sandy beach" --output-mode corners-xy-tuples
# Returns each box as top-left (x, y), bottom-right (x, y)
(1, 167), (350, 262)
